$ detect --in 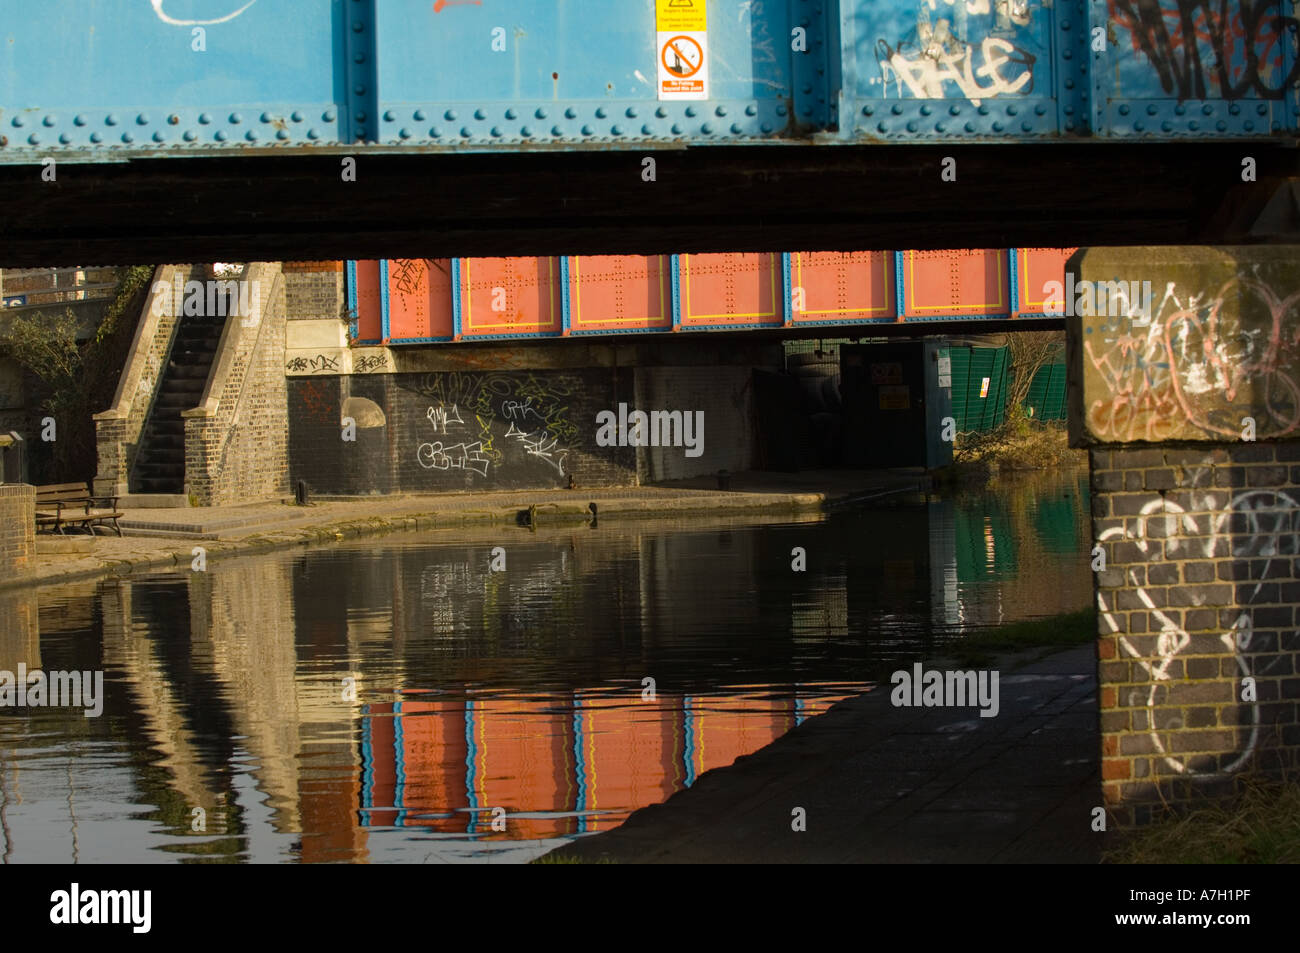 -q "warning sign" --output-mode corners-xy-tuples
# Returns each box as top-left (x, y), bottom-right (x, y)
(656, 0), (707, 100)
